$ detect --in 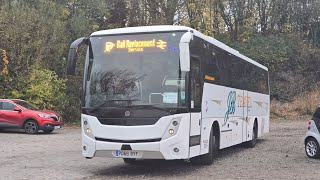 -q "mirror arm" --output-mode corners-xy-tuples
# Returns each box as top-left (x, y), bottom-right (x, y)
(67, 37), (89, 75)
